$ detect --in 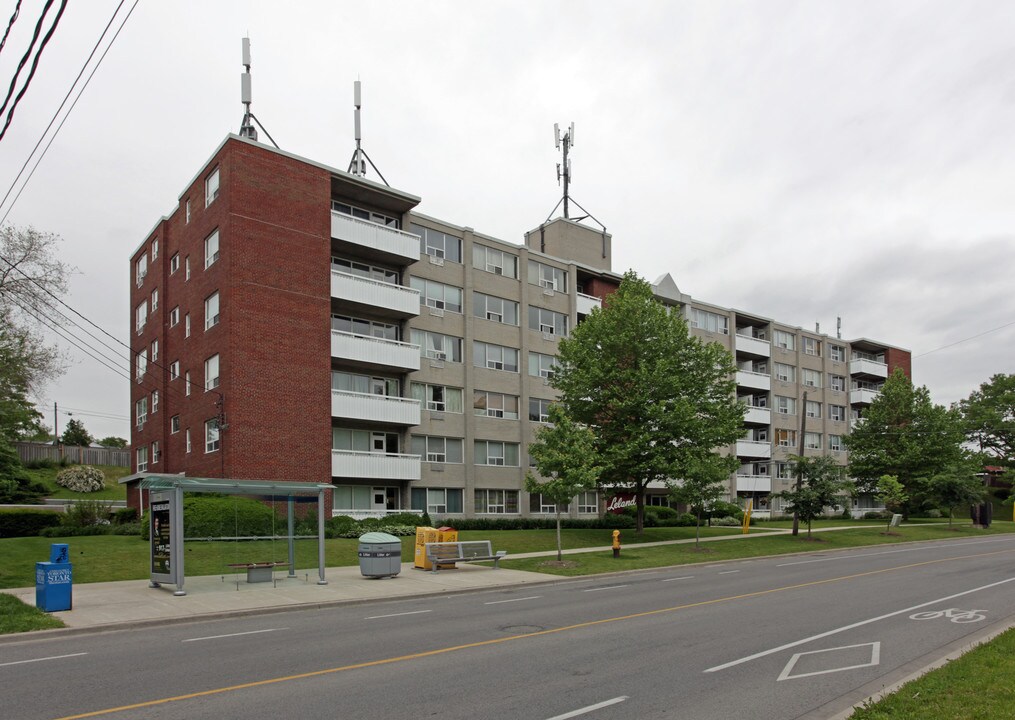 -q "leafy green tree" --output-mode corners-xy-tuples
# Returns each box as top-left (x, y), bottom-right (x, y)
(97, 436), (128, 448)
(876, 474), (908, 534)
(61, 419), (93, 447)
(552, 271), (745, 534)
(844, 368), (965, 503)
(960, 374), (1015, 470)
(525, 405), (602, 561)
(0, 435), (46, 503)
(773, 456), (852, 539)
(0, 313), (55, 441)
(671, 452), (738, 548)
(924, 460), (987, 527)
